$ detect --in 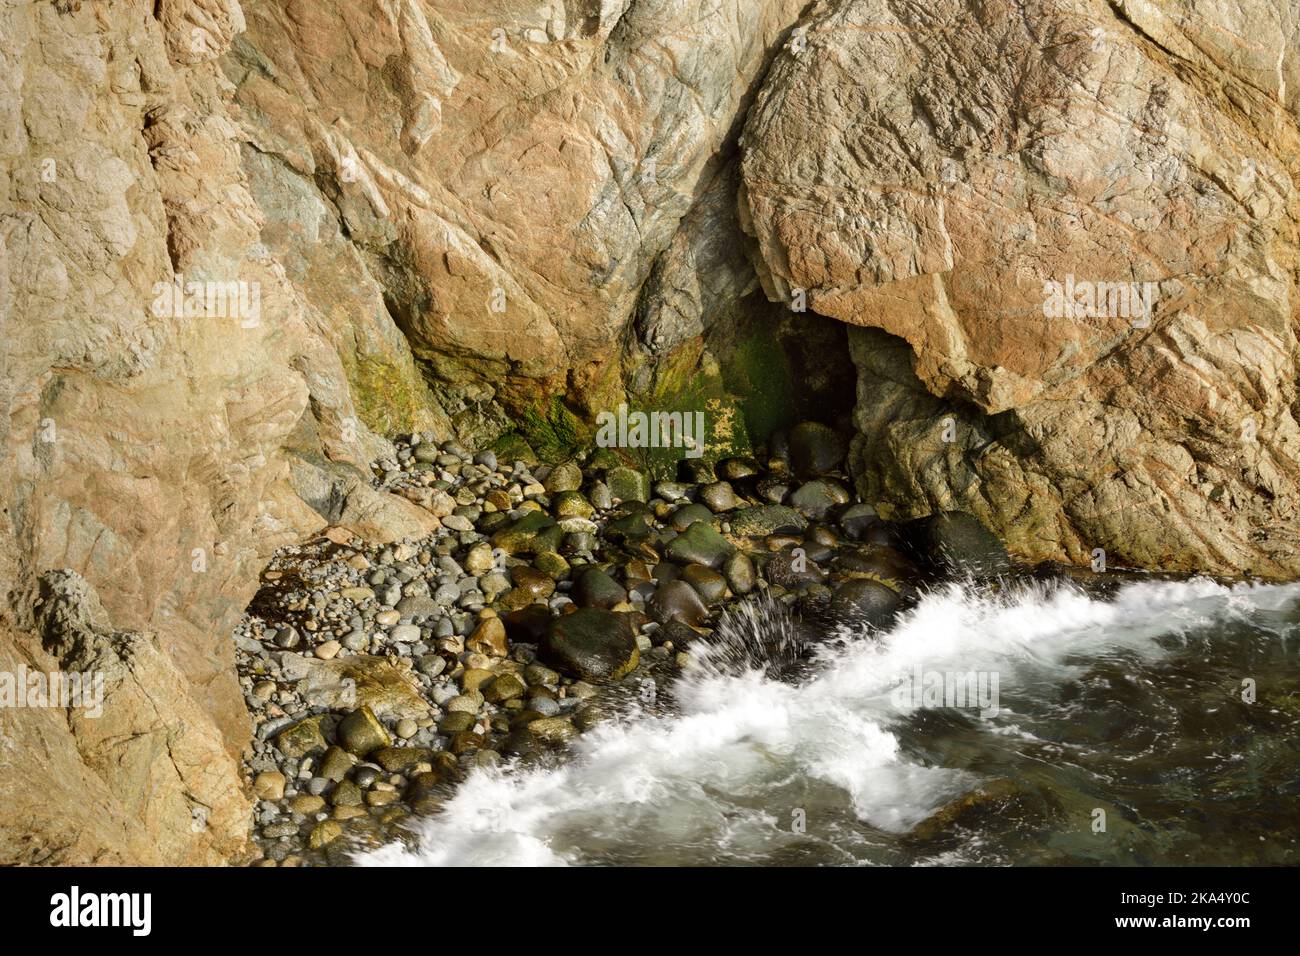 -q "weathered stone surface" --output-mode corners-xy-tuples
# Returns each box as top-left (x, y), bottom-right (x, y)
(228, 0), (806, 421)
(0, 0), (425, 863)
(0, 572), (249, 865)
(4, 0), (822, 862)
(5, 0), (1299, 868)
(741, 0), (1300, 576)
